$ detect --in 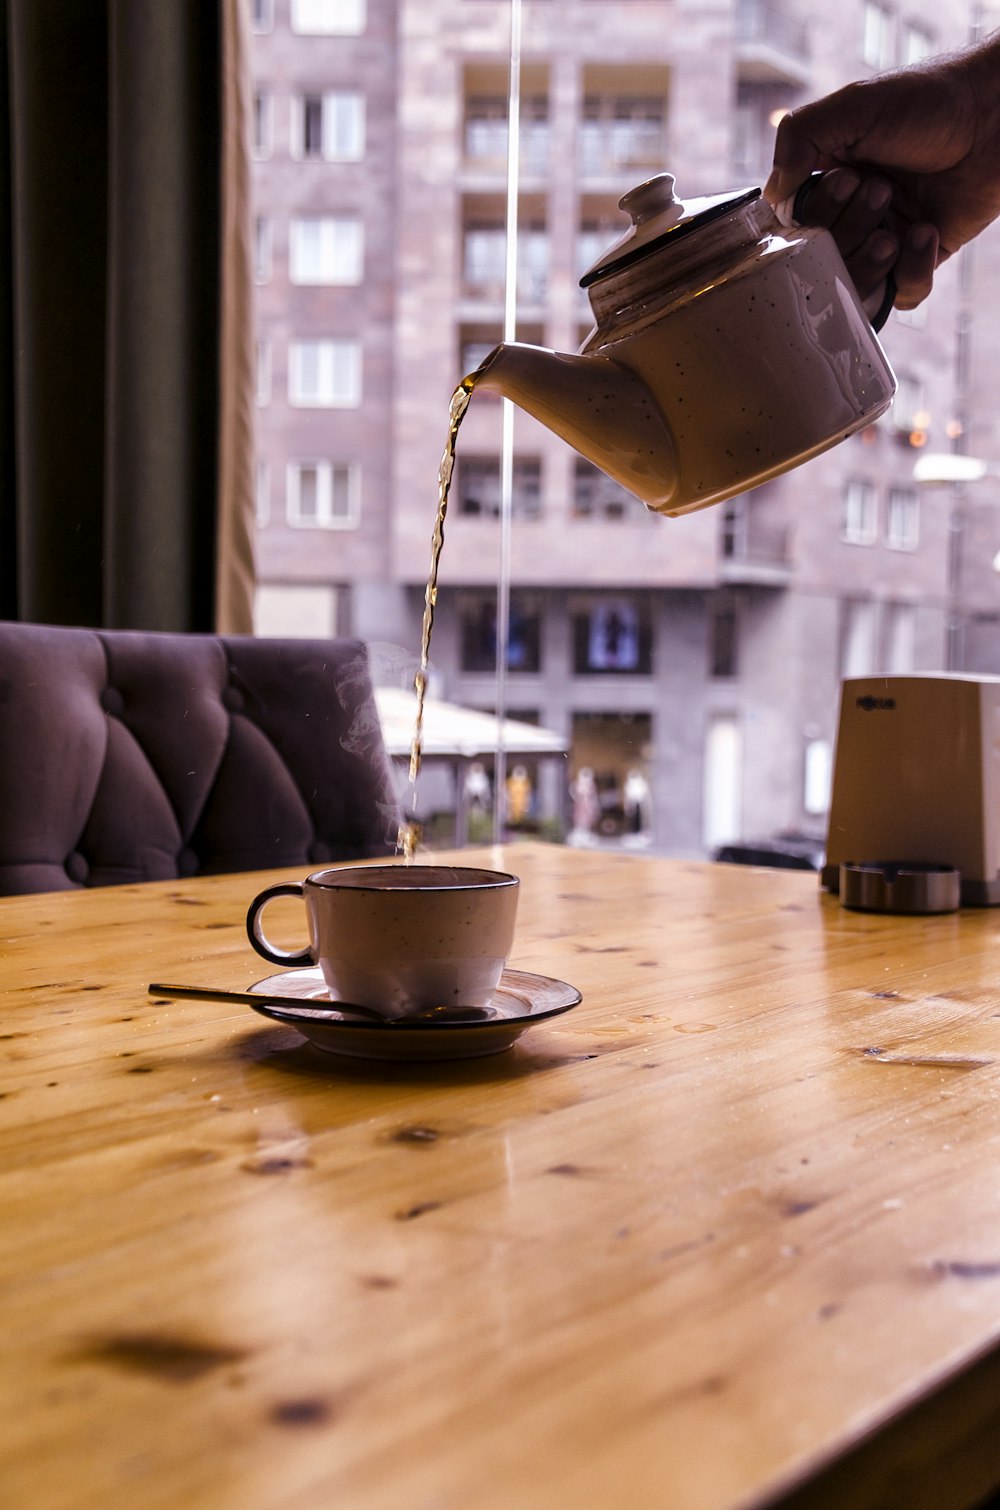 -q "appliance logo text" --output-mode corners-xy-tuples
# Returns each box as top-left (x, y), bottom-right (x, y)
(856, 696), (896, 712)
